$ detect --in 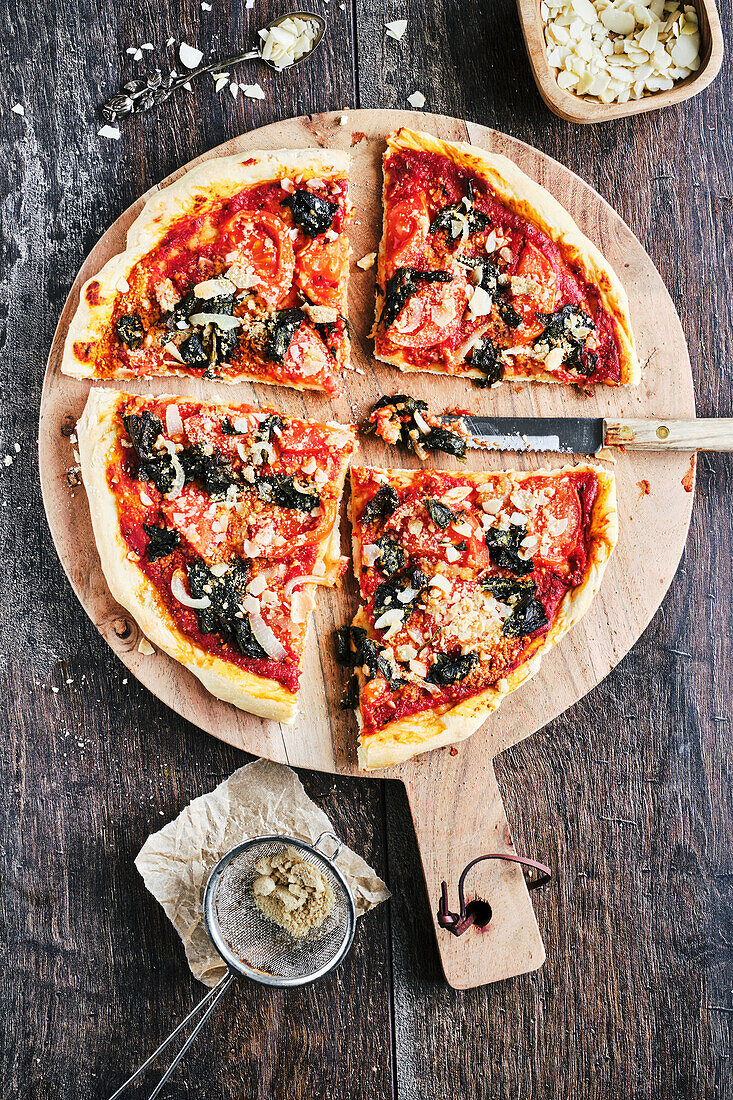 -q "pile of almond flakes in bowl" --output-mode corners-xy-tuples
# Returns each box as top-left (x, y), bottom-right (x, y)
(542, 0), (702, 104)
